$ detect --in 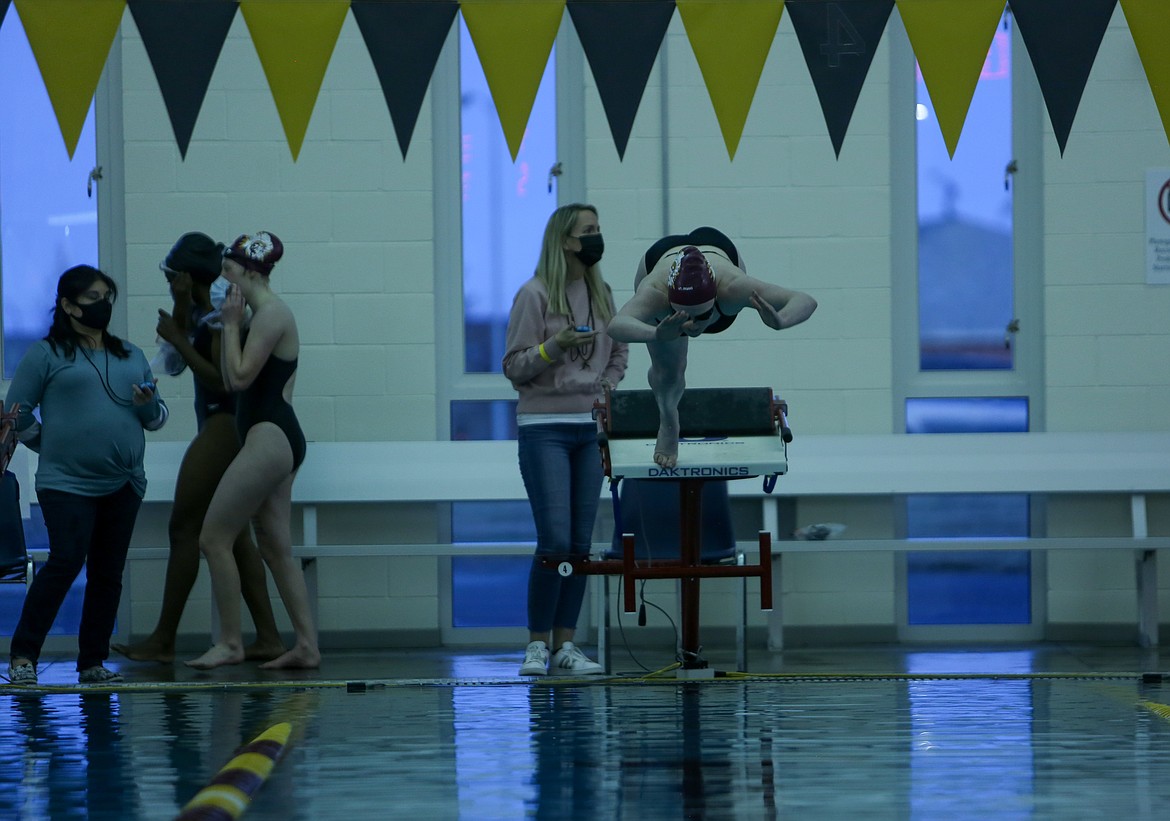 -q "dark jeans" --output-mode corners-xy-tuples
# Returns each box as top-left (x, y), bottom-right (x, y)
(518, 424), (603, 634)
(10, 483), (142, 670)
